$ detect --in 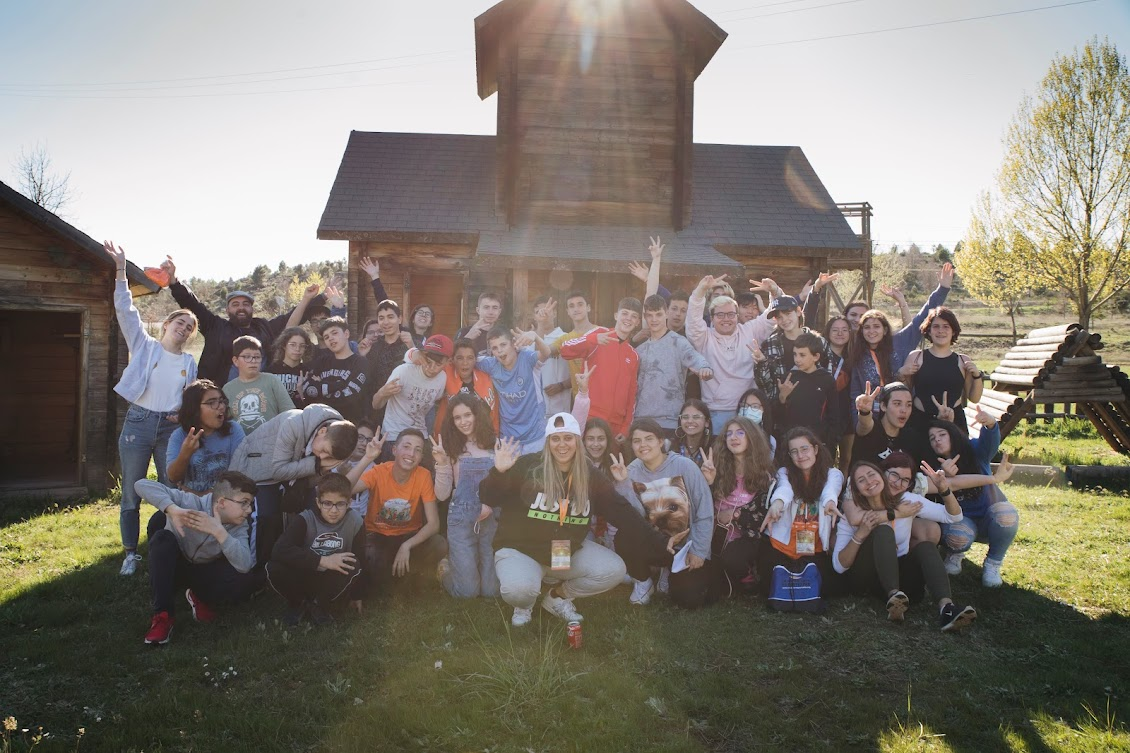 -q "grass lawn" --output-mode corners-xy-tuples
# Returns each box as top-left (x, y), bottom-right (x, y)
(2, 486), (1129, 753)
